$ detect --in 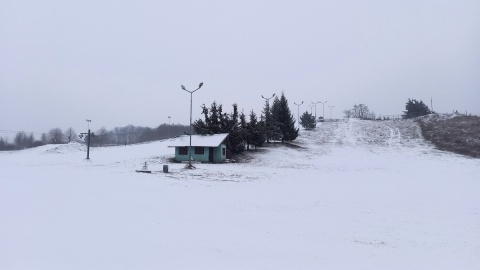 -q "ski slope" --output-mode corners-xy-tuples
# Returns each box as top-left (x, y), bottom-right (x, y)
(1, 119), (479, 269)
